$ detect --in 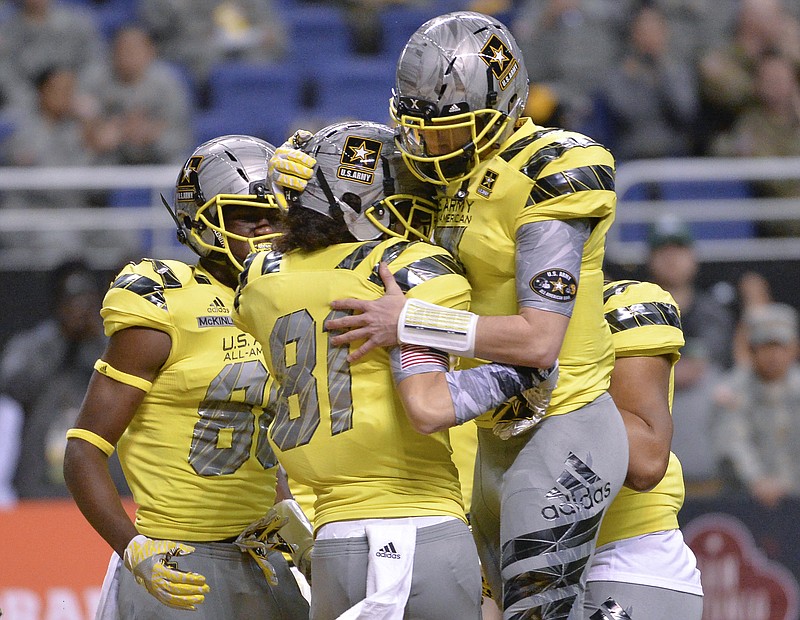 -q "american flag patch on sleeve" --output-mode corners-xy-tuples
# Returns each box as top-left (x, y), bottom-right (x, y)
(399, 344), (450, 371)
